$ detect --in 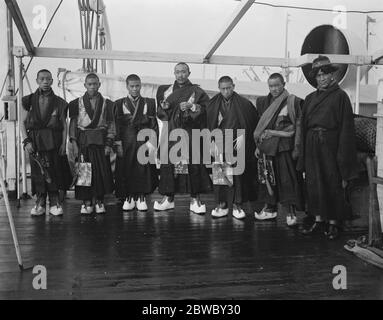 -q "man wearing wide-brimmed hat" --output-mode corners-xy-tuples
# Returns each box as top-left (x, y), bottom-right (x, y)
(309, 55), (339, 88)
(297, 55), (358, 240)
